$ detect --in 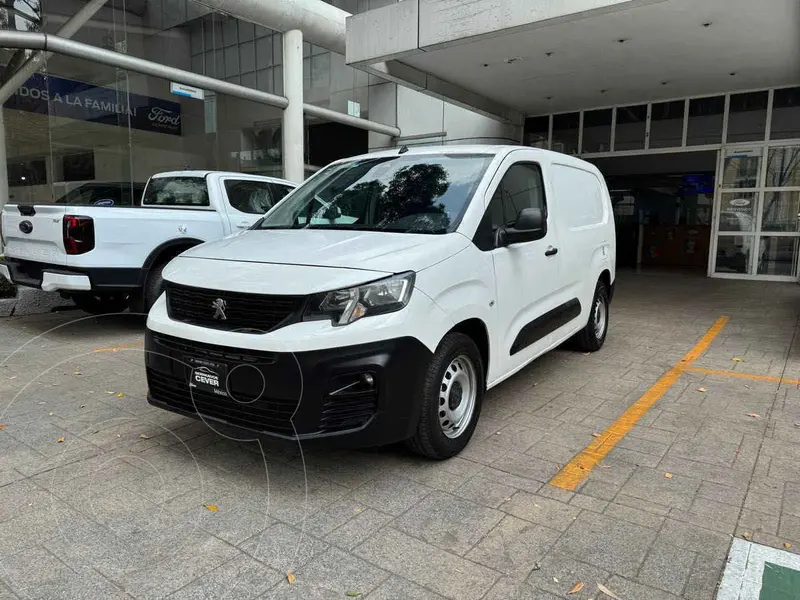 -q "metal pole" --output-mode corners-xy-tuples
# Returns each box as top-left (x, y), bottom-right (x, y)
(303, 103), (400, 137)
(0, 0), (109, 105)
(282, 29), (305, 184)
